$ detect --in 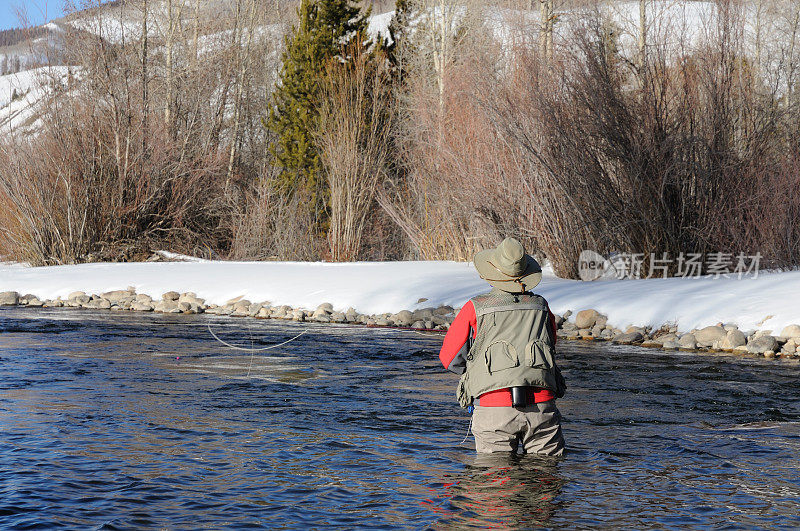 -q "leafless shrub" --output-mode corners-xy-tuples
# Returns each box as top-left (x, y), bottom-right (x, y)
(229, 173), (321, 261)
(0, 94), (228, 264)
(486, 0), (800, 277)
(314, 44), (393, 261)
